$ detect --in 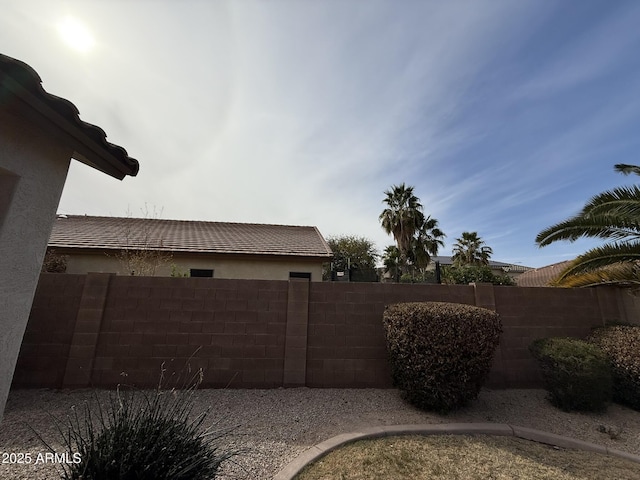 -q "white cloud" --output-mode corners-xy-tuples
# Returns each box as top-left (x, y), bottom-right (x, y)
(5, 1), (640, 269)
